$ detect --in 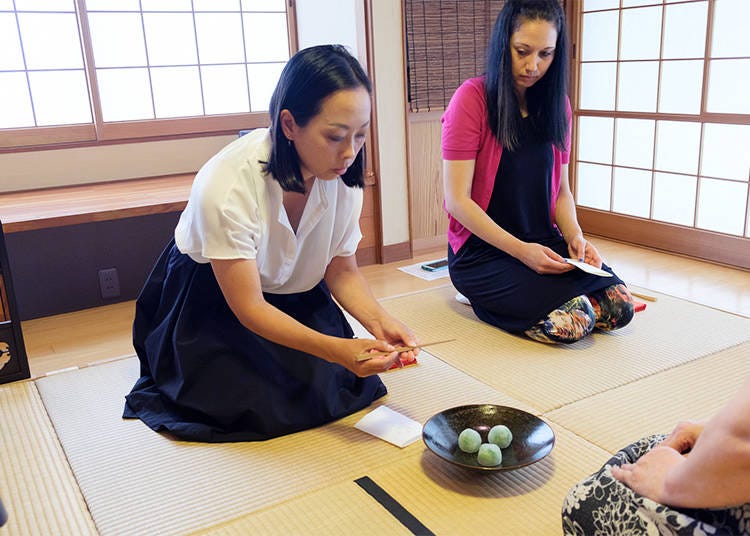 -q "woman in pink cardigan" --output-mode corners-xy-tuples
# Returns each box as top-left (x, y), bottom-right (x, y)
(442, 0), (633, 344)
